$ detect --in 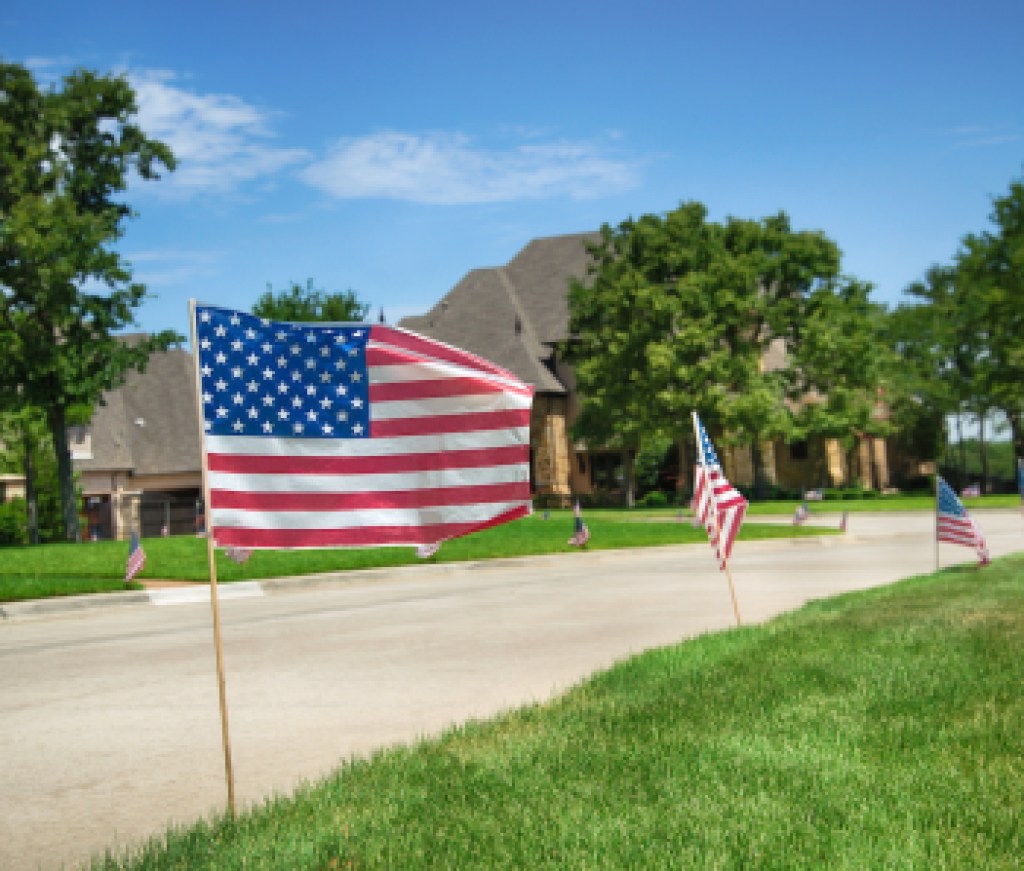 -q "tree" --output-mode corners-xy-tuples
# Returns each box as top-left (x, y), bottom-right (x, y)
(253, 279), (370, 322)
(564, 202), (843, 498)
(790, 279), (894, 487)
(0, 62), (179, 541)
(0, 408), (65, 543)
(955, 179), (1024, 465)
